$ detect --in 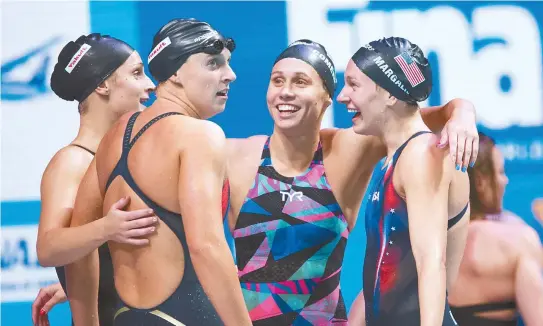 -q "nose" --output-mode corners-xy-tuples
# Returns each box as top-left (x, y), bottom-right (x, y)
(144, 75), (156, 94)
(223, 64), (237, 84)
(336, 86), (349, 104)
(278, 82), (295, 100)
